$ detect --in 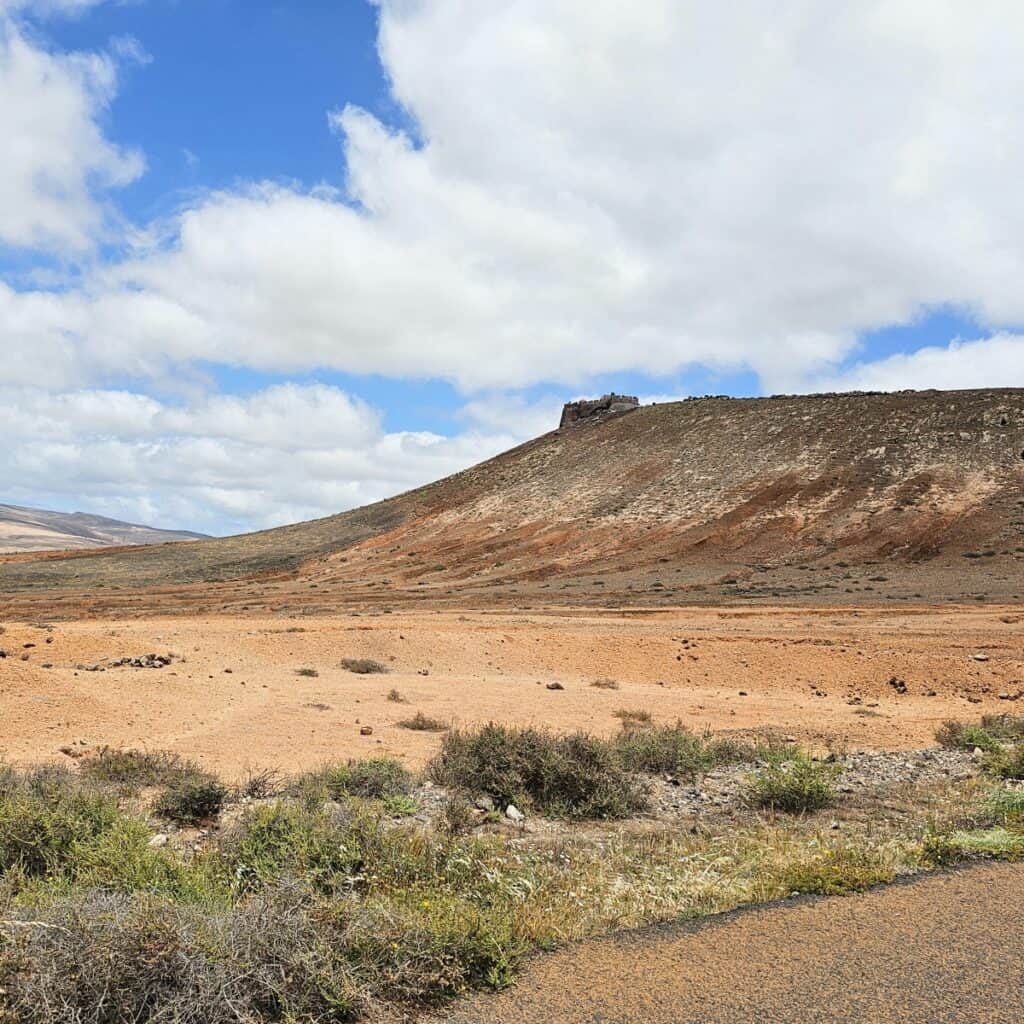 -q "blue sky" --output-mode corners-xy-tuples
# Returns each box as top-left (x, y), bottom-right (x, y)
(2, 1), (1022, 535)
